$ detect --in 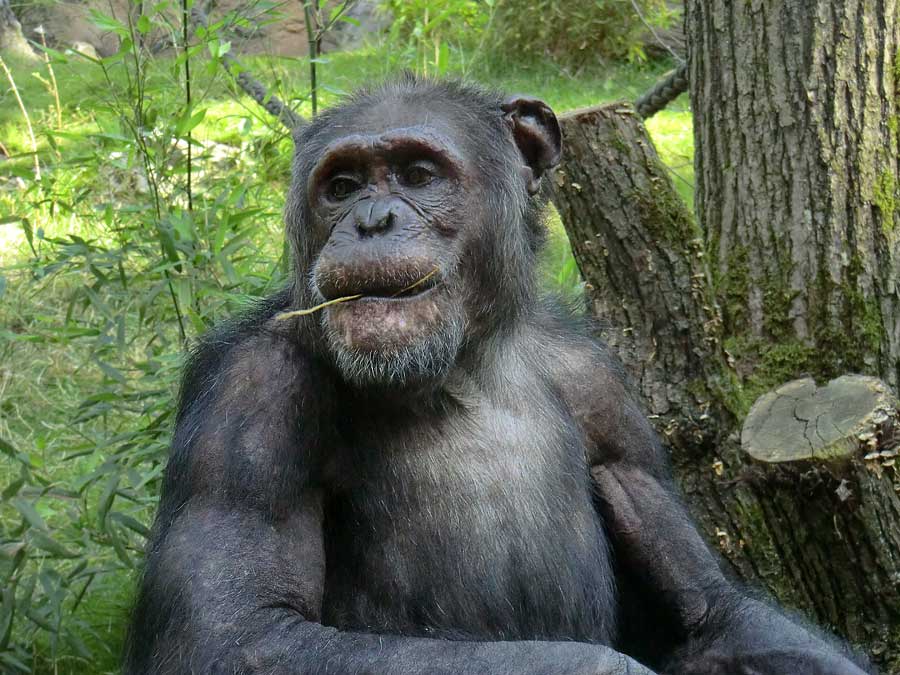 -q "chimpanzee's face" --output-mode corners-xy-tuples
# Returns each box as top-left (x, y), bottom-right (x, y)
(290, 84), (562, 388)
(306, 105), (478, 386)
